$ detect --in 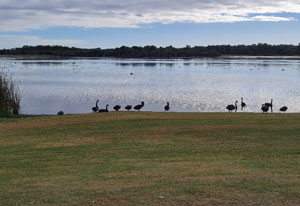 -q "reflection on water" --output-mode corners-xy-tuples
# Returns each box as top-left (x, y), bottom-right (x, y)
(116, 62), (177, 67)
(22, 61), (69, 66)
(1, 57), (300, 114)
